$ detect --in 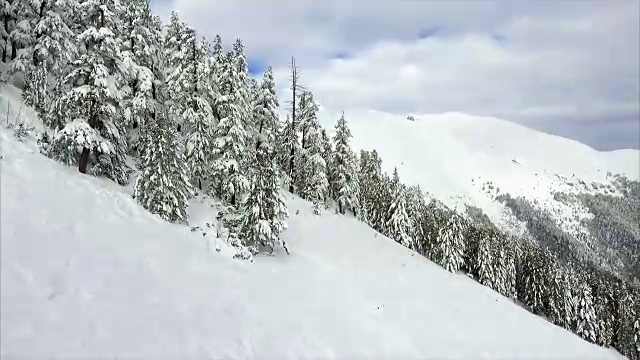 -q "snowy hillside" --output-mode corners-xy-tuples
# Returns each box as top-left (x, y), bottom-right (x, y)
(316, 109), (640, 236)
(0, 125), (625, 359)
